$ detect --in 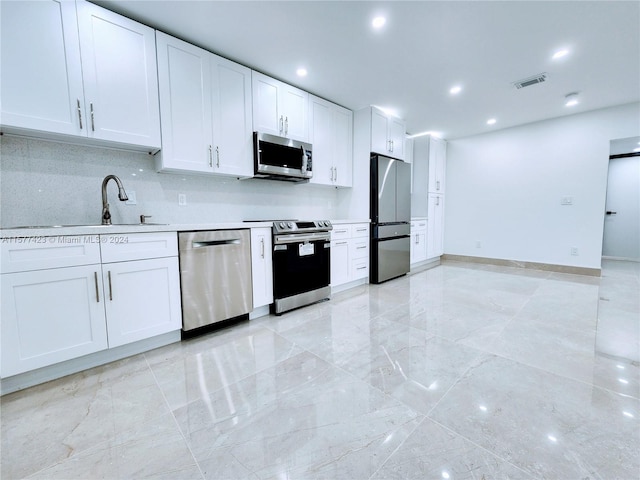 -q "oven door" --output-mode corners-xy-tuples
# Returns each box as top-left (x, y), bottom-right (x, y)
(272, 236), (330, 300)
